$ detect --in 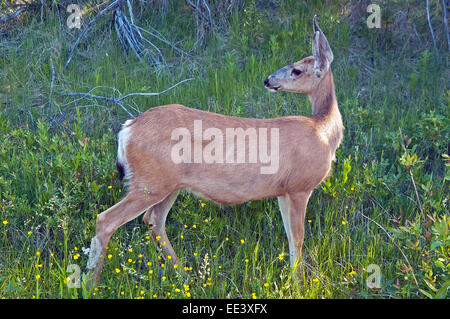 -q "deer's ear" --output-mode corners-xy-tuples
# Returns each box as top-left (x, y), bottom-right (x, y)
(312, 15), (334, 75)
